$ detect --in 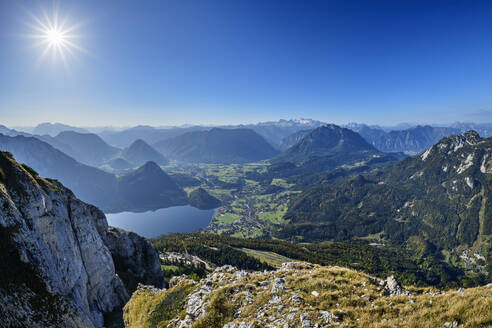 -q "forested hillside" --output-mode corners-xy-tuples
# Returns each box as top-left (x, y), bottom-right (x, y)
(281, 131), (492, 281)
